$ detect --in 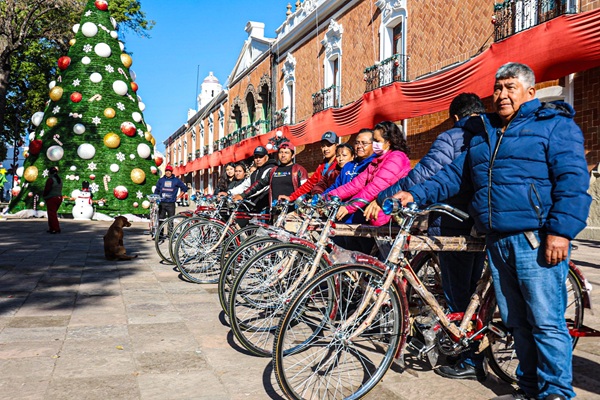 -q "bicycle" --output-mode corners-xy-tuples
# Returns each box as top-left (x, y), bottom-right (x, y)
(173, 197), (267, 283)
(271, 201), (590, 400)
(228, 196), (388, 357)
(146, 194), (162, 238)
